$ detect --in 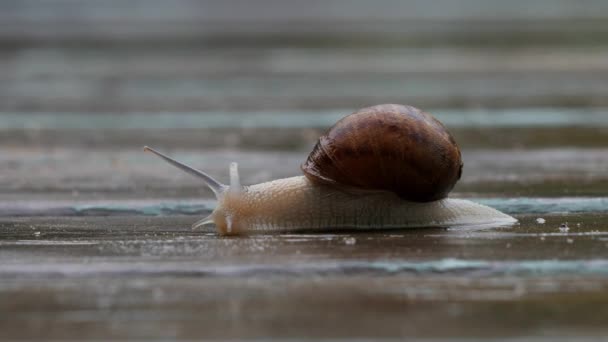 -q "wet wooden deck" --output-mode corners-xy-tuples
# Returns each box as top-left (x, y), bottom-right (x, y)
(1, 1), (608, 340)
